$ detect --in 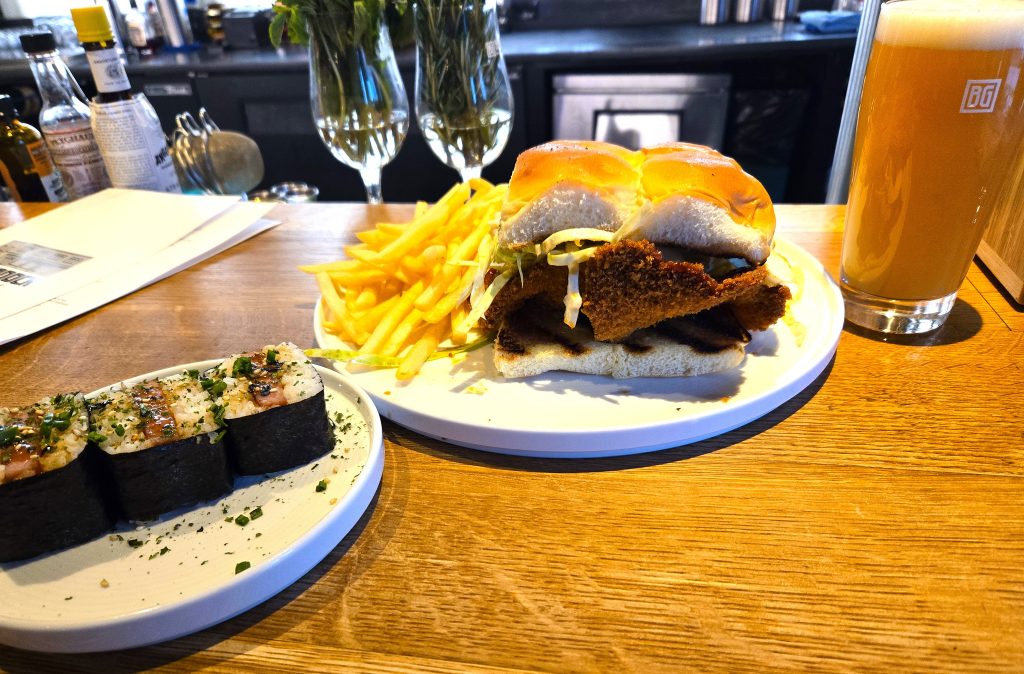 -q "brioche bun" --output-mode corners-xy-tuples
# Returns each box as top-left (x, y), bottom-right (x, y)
(498, 140), (775, 264)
